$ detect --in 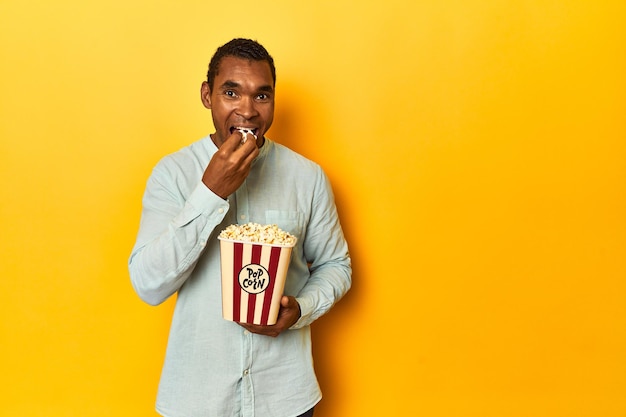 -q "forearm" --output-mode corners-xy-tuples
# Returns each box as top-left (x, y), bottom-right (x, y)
(129, 181), (229, 305)
(294, 257), (352, 328)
